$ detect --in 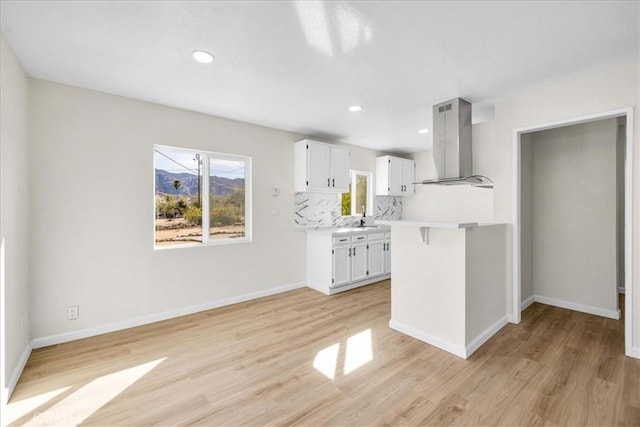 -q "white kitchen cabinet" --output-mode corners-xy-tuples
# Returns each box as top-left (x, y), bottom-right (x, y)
(332, 244), (351, 288)
(295, 139), (350, 193)
(368, 232), (386, 277)
(330, 145), (350, 191)
(383, 232), (391, 274)
(306, 142), (331, 190)
(375, 155), (415, 196)
(306, 227), (391, 295)
(351, 238), (368, 282)
(388, 156), (403, 194)
(401, 159), (415, 196)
